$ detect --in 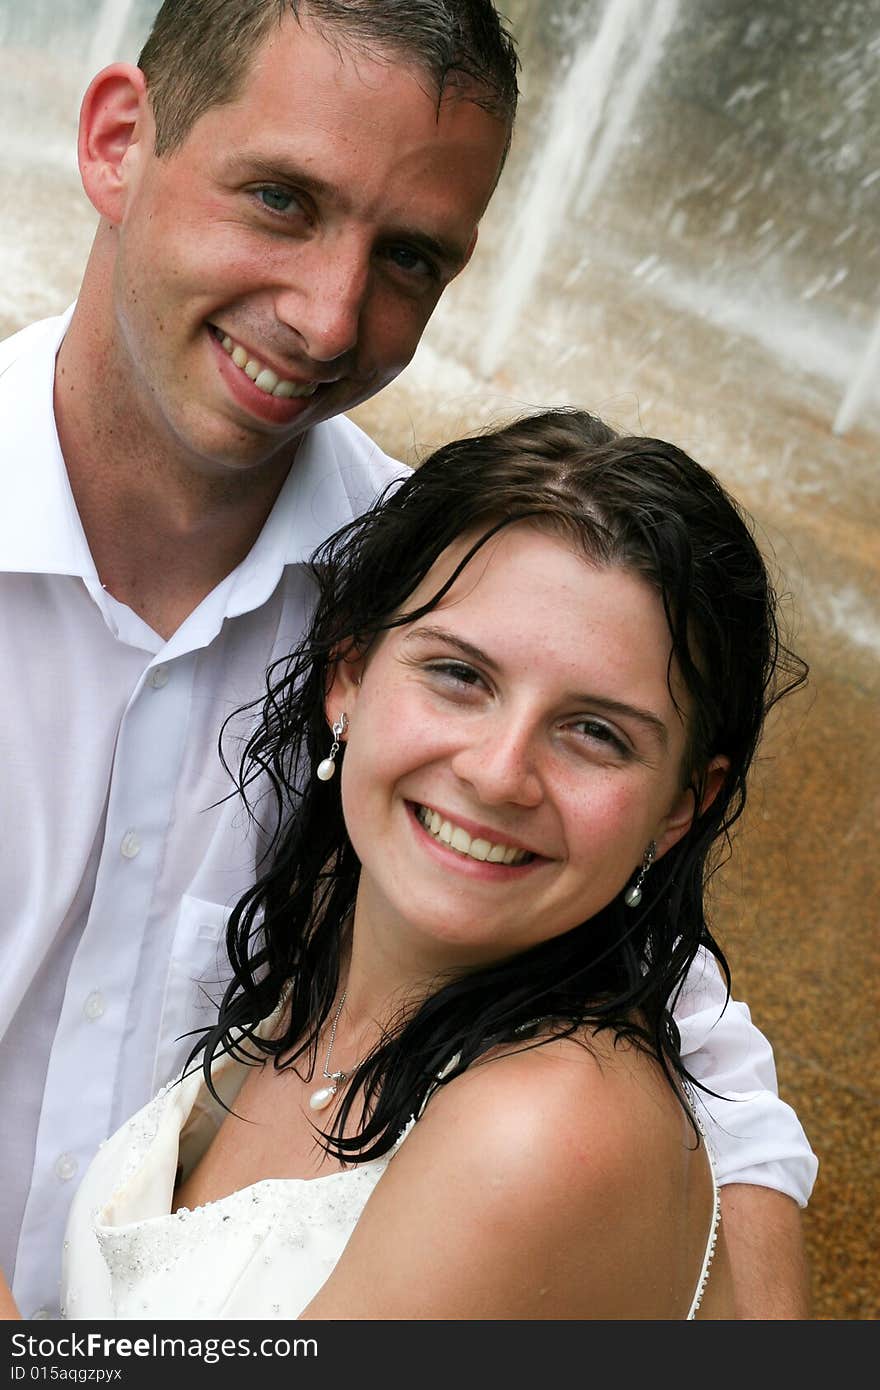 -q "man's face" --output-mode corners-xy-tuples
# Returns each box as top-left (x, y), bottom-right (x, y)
(109, 18), (508, 476)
